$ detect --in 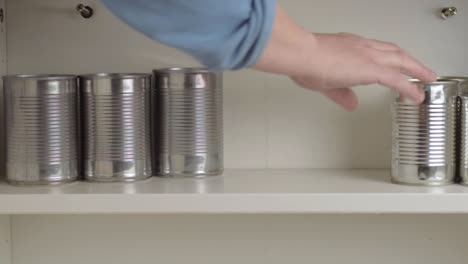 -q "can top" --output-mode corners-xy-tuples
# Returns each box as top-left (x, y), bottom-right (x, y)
(3, 74), (77, 96)
(79, 73), (151, 80)
(440, 76), (468, 96)
(80, 73), (151, 95)
(3, 74), (77, 81)
(153, 67), (221, 90)
(398, 79), (458, 105)
(408, 78), (459, 85)
(153, 67), (213, 74)
(439, 76), (468, 82)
